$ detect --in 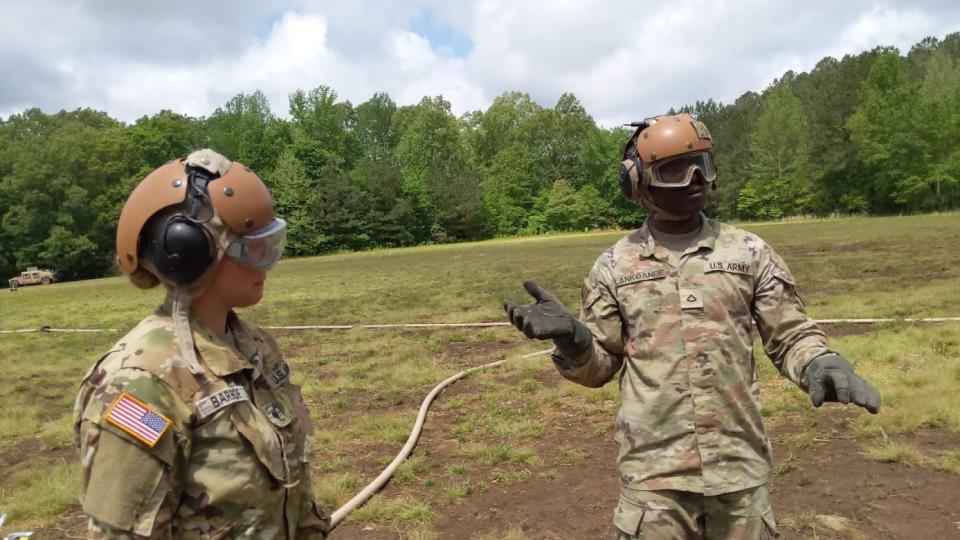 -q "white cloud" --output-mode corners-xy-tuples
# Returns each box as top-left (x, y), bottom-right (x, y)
(831, 6), (935, 57)
(1, 1), (958, 125)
